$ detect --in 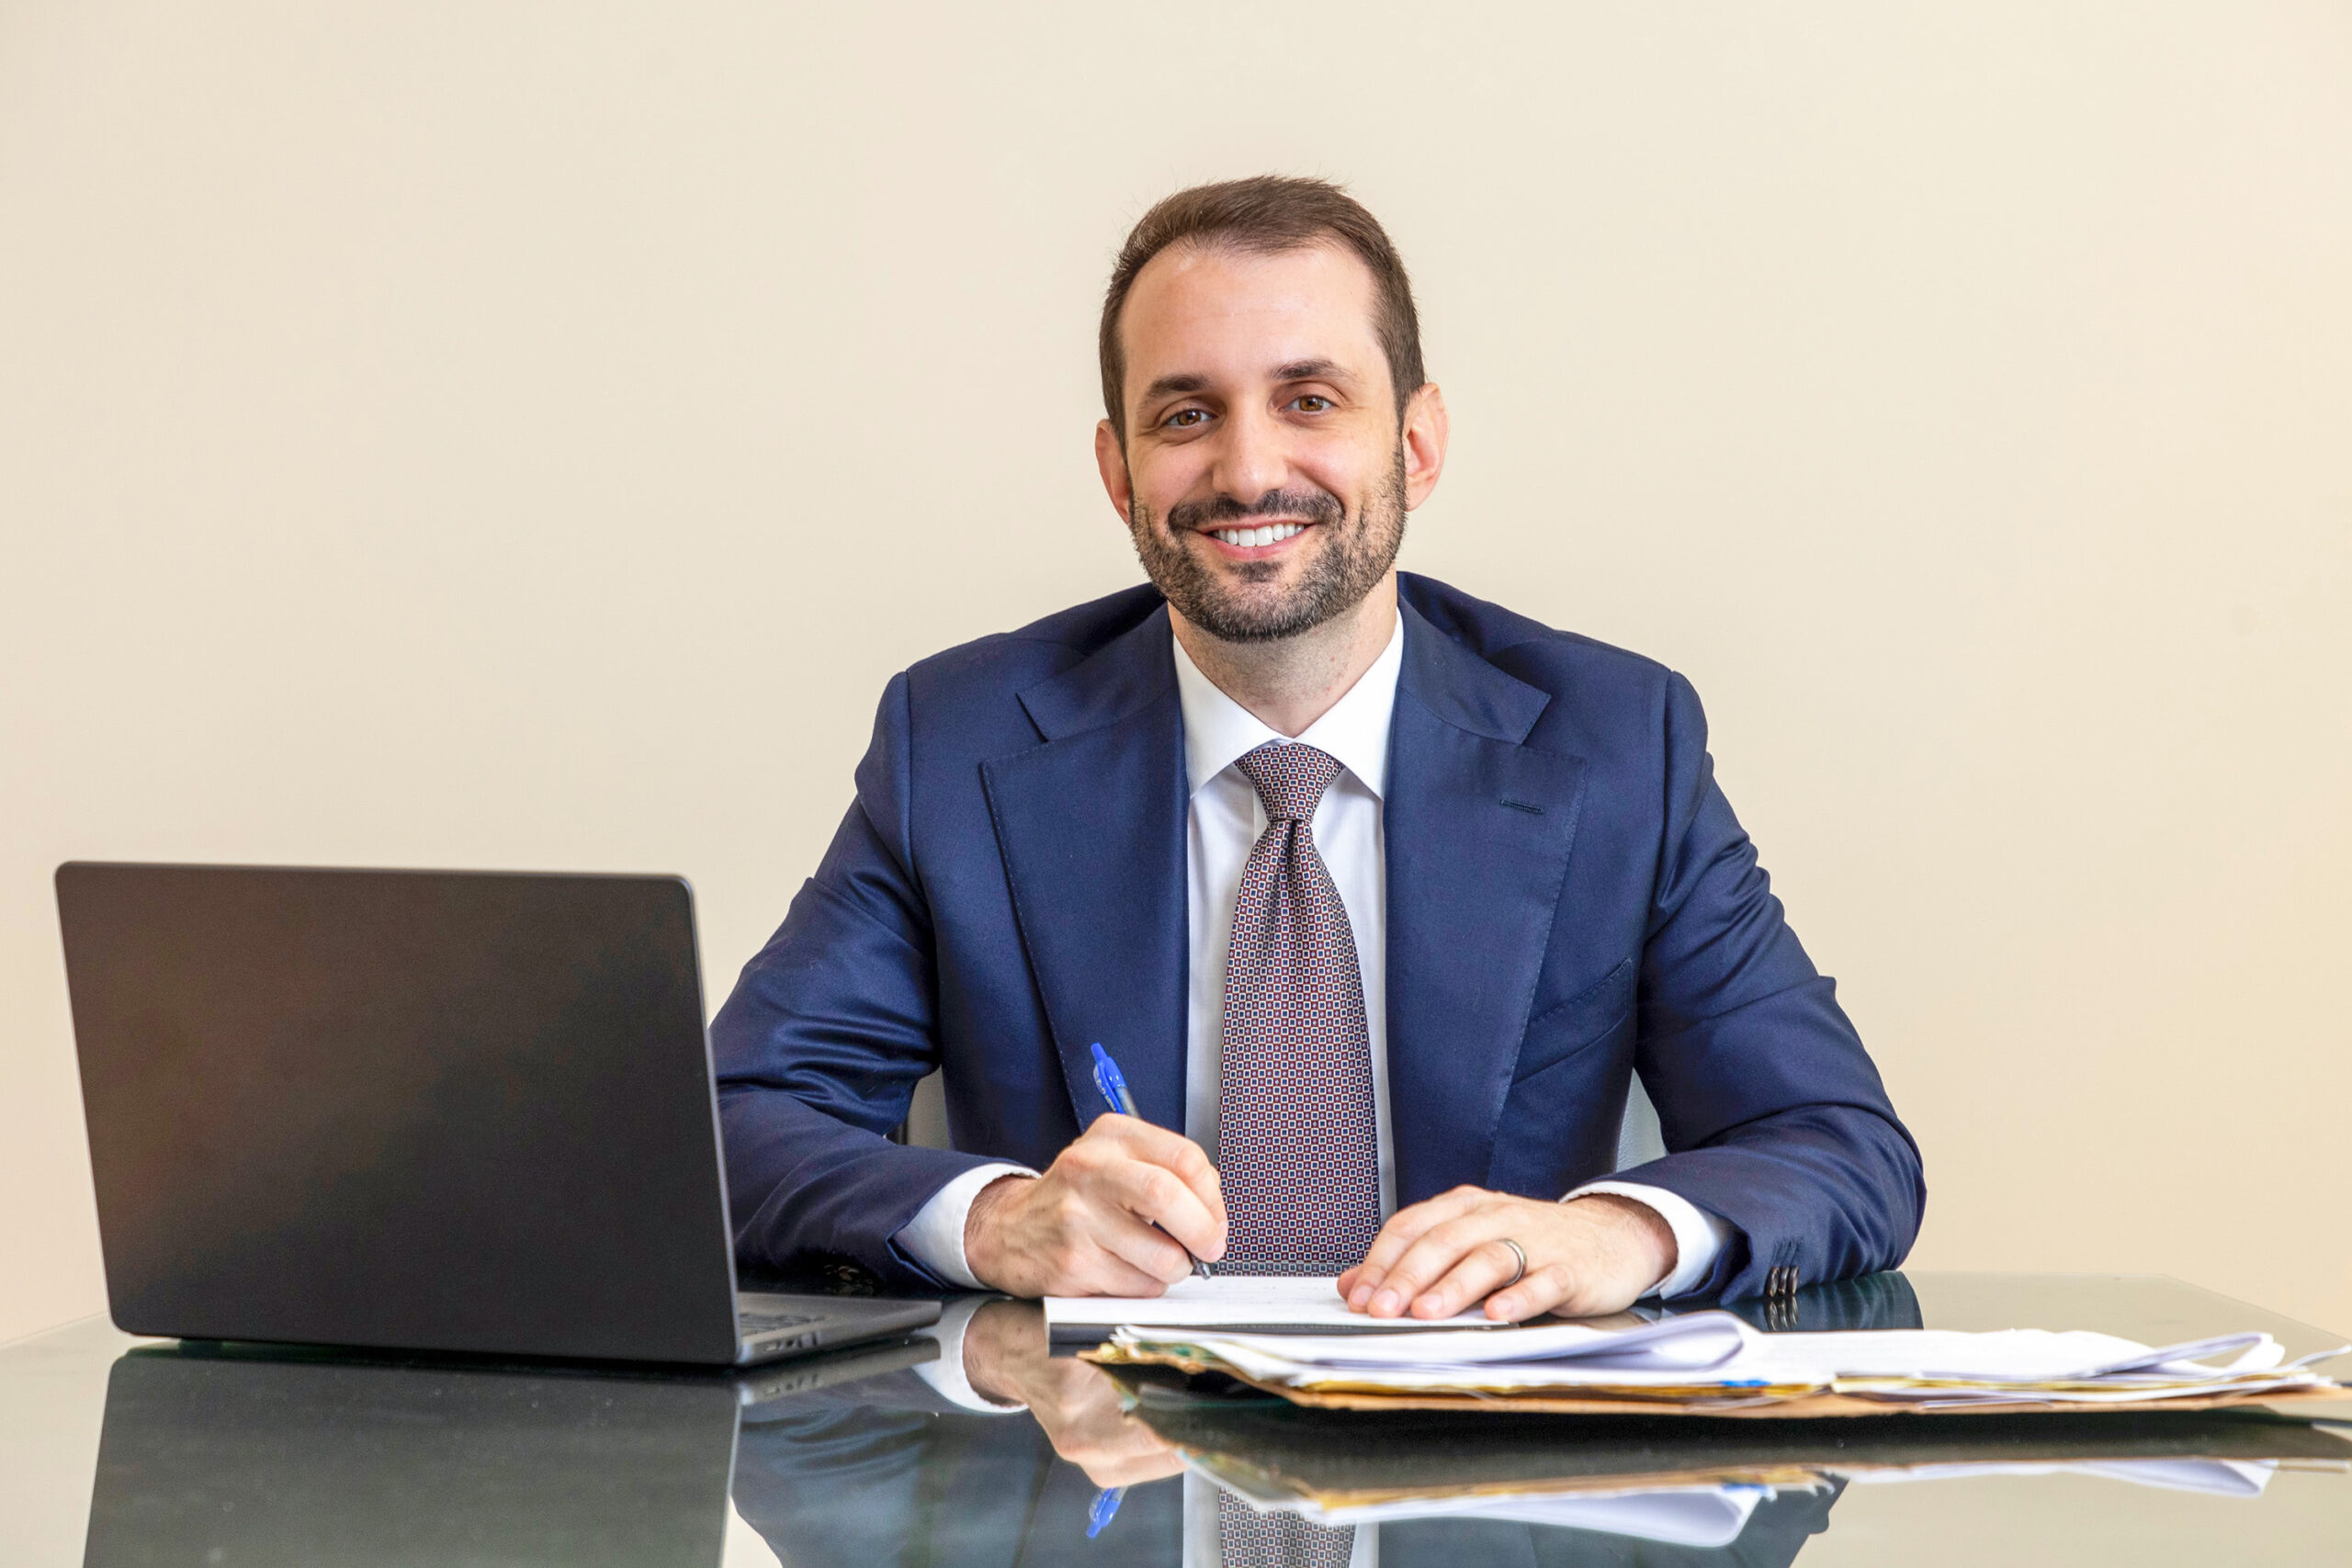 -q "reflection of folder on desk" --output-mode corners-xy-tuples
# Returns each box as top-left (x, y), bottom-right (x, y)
(1121, 1385), (2352, 1541)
